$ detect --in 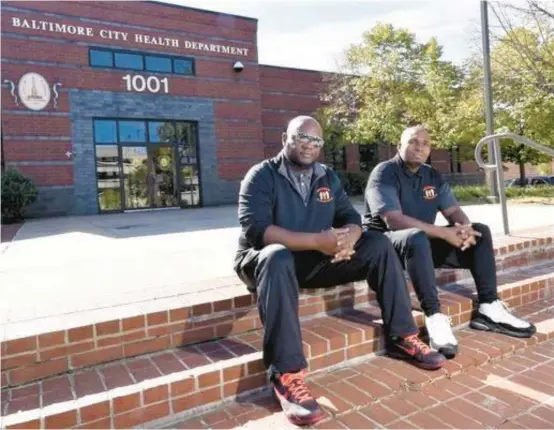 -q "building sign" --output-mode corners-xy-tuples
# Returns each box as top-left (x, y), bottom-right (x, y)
(10, 17), (250, 57)
(122, 75), (169, 94)
(18, 72), (51, 111)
